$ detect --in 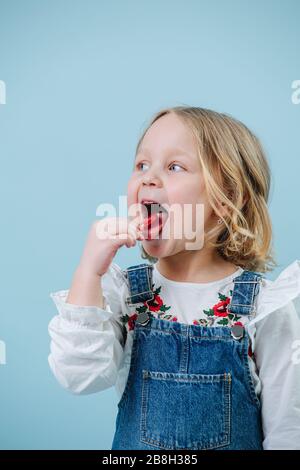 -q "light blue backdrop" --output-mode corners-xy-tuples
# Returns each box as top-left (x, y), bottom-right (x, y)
(0, 0), (299, 450)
